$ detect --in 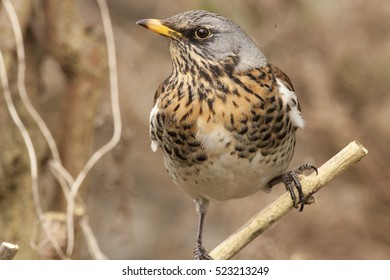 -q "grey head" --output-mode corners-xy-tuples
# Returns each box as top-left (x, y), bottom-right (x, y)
(137, 10), (267, 72)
